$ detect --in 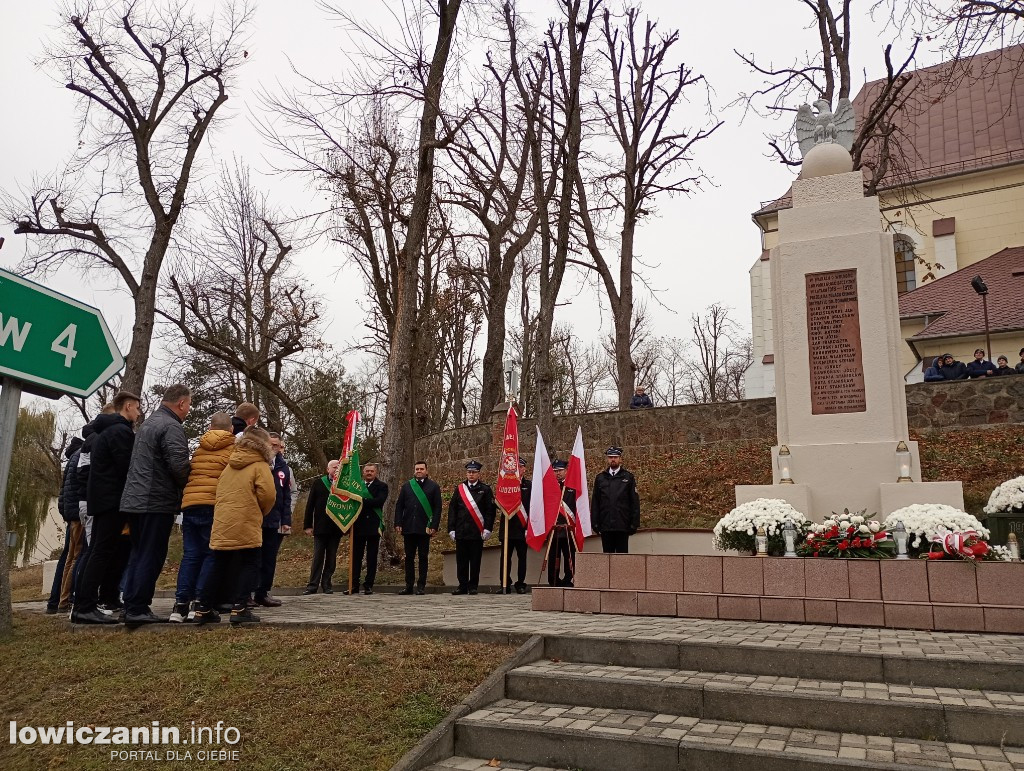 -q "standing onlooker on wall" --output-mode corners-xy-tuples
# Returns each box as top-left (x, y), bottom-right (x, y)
(922, 357), (944, 382)
(994, 356), (1014, 376)
(394, 461), (442, 596)
(303, 460), (342, 594)
(1016, 348), (1024, 374)
(938, 353), (969, 381)
(629, 386), (654, 409)
(71, 392), (142, 624)
(194, 427), (277, 625)
(253, 432), (292, 608)
(169, 412), (235, 623)
(591, 446), (641, 554)
(966, 348), (996, 378)
(46, 435), (85, 615)
(119, 385), (192, 627)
